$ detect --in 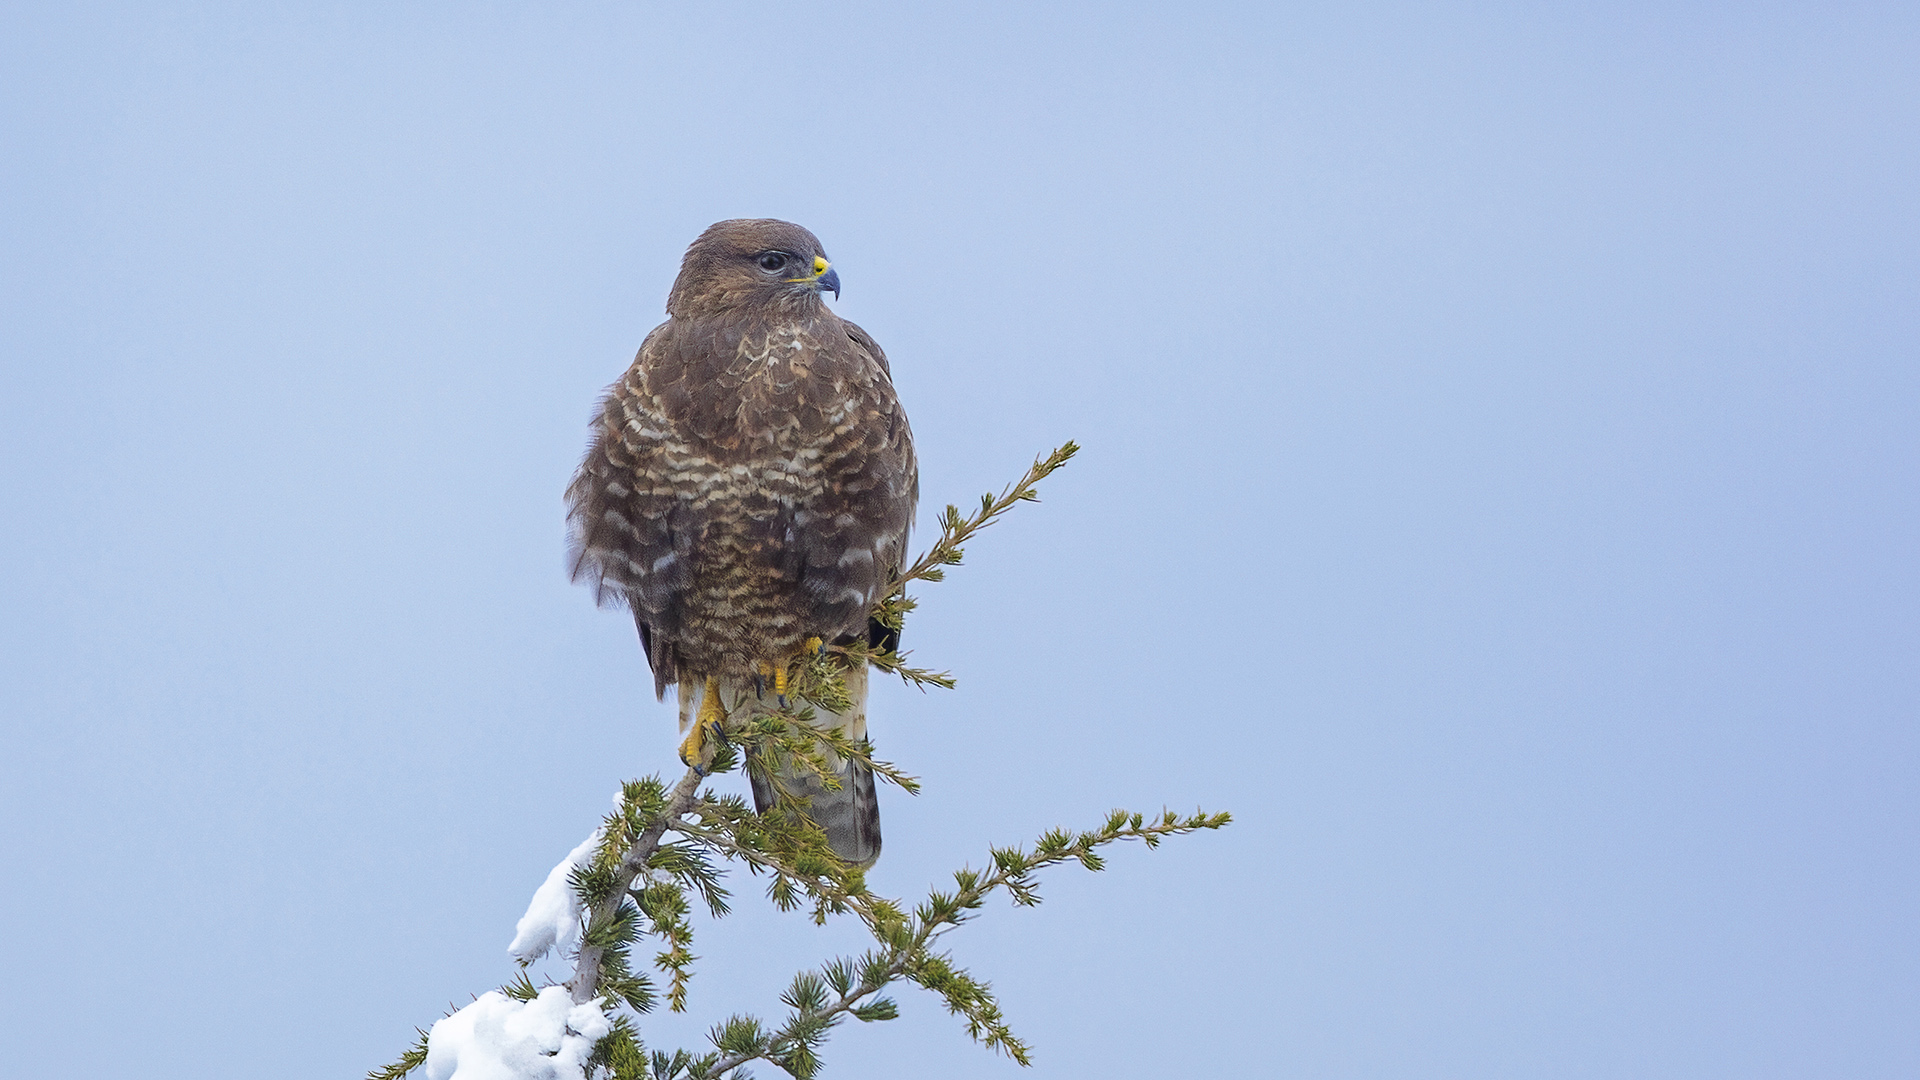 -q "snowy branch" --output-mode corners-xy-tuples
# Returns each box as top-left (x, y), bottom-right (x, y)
(569, 769), (705, 1006)
(368, 444), (1232, 1080)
